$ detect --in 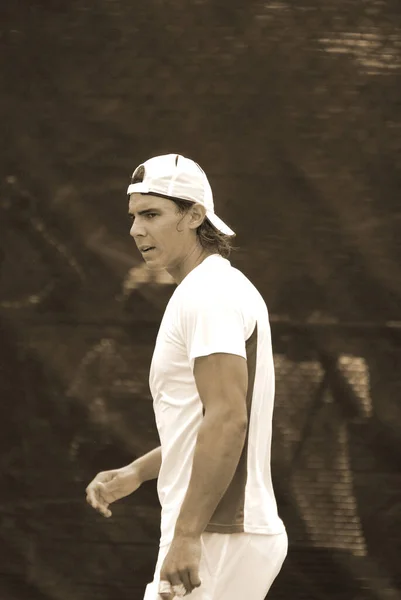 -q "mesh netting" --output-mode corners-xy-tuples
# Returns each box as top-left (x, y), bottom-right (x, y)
(0, 1), (400, 599)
